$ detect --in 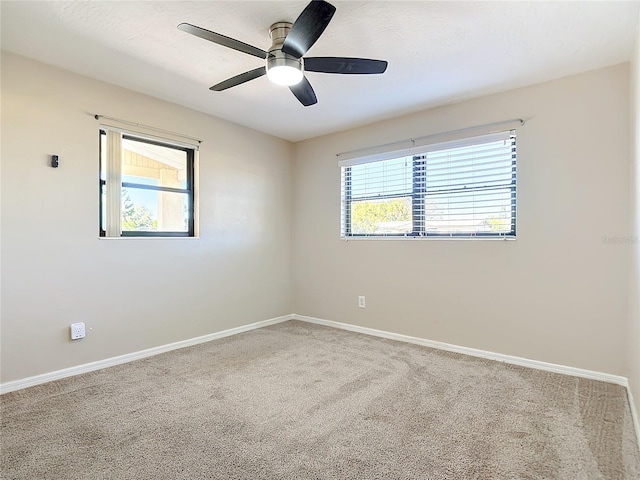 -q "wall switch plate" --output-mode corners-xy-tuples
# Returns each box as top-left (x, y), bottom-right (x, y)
(70, 322), (85, 340)
(358, 296), (366, 308)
